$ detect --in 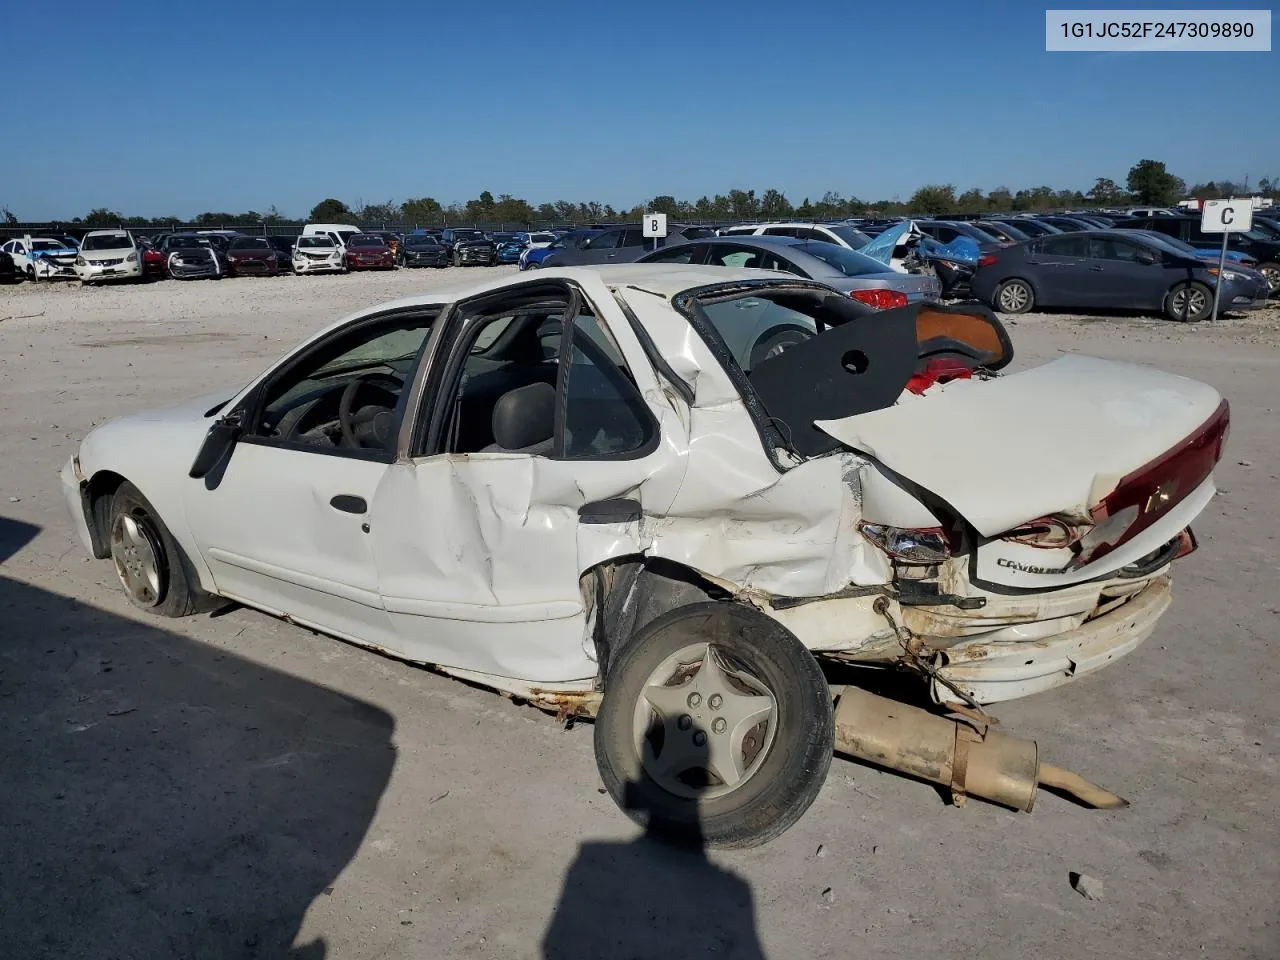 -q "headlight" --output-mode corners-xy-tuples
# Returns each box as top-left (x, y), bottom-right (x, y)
(126, 252), (138, 262)
(1221, 270), (1242, 281)
(75, 256), (86, 266)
